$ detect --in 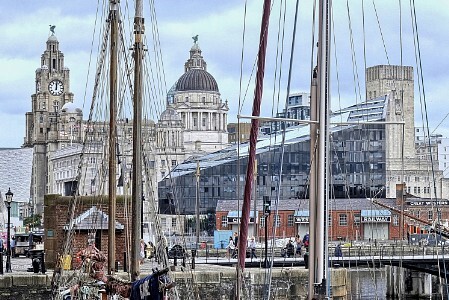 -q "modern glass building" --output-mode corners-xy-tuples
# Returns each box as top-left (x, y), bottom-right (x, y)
(158, 96), (388, 215)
